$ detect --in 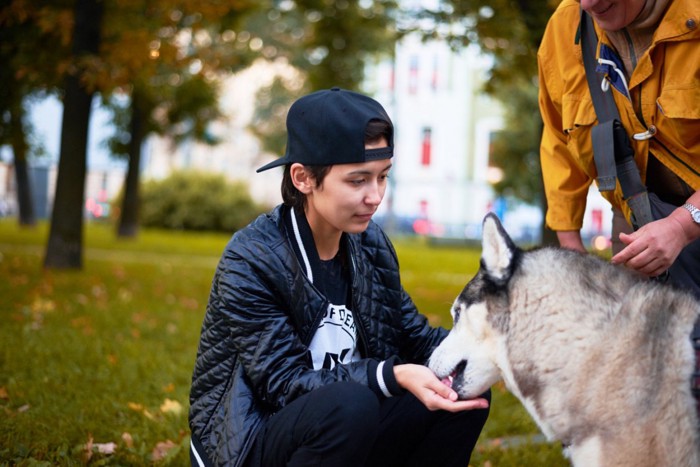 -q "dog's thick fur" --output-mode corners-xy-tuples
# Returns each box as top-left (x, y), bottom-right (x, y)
(429, 213), (700, 466)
